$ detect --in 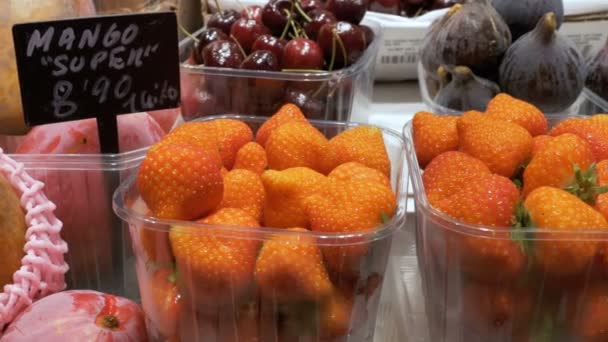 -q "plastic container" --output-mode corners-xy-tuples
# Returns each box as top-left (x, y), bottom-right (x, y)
(113, 115), (408, 342)
(403, 116), (608, 342)
(577, 88), (608, 115)
(179, 24), (381, 122)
